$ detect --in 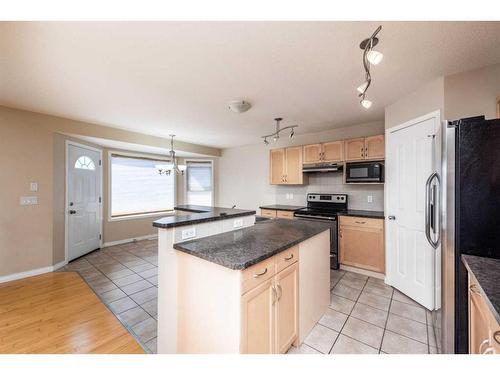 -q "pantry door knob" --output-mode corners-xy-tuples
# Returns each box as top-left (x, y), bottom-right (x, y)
(388, 215), (396, 220)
